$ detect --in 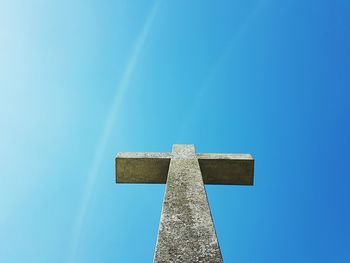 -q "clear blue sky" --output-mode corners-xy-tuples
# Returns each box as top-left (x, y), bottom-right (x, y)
(1, 0), (349, 262)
